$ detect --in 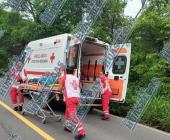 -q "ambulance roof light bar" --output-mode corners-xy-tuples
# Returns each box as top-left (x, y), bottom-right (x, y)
(54, 38), (61, 44)
(85, 36), (97, 42)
